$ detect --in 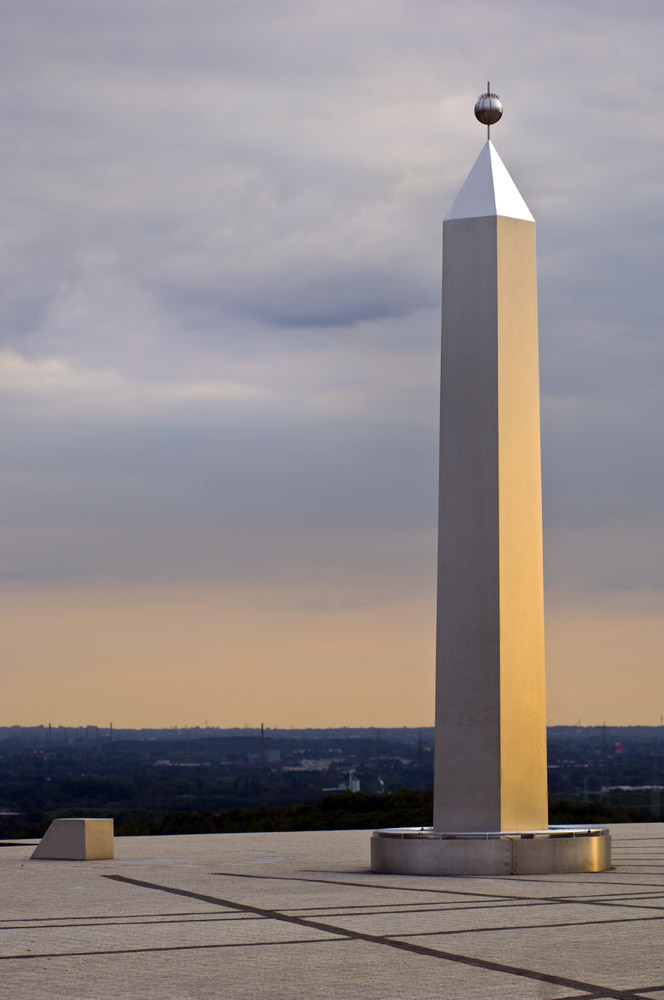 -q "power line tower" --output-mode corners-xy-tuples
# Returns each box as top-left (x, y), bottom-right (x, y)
(374, 728), (384, 794)
(416, 729), (425, 790)
(652, 718), (662, 819)
(259, 722), (266, 767)
(601, 722), (609, 805)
